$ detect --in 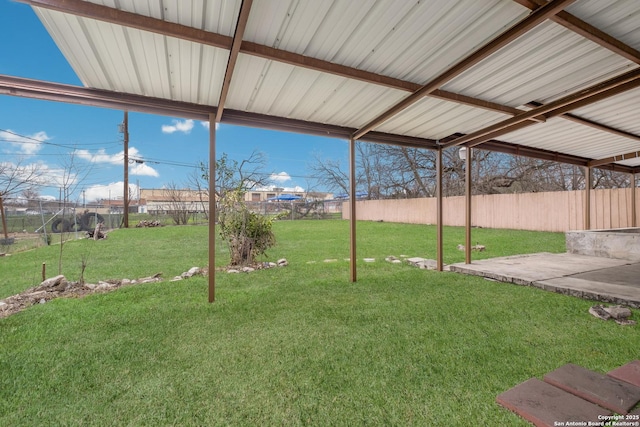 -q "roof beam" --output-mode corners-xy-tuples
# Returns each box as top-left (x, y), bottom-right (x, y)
(2, 73), (634, 173)
(20, 0), (232, 48)
(442, 67), (640, 149)
(513, 0), (640, 65)
(480, 139), (634, 173)
(351, 0), (576, 140)
(561, 114), (640, 142)
(20, 0), (538, 122)
(0, 73), (439, 150)
(589, 151), (640, 168)
(215, 0), (252, 123)
(0, 74), (214, 120)
(526, 101), (640, 143)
